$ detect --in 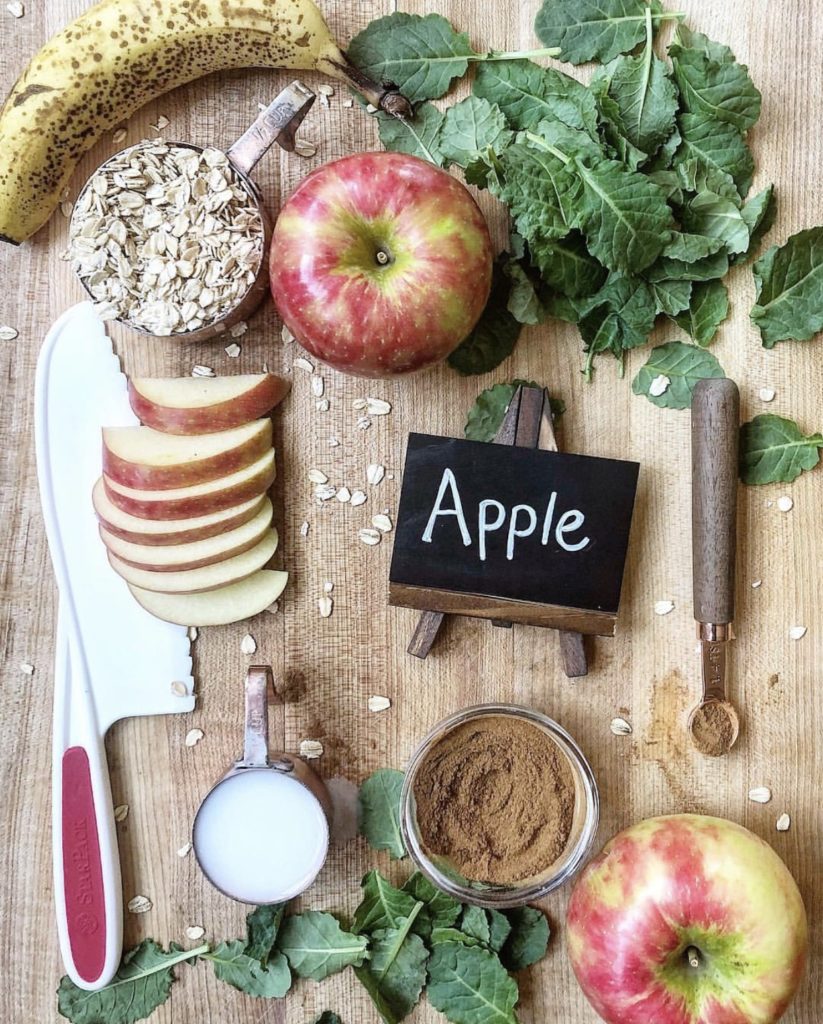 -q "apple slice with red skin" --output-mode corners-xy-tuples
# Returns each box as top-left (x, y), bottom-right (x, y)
(102, 419), (272, 490)
(104, 448), (275, 520)
(128, 373), (290, 435)
(129, 569), (288, 625)
(92, 479), (265, 546)
(100, 498), (273, 571)
(108, 528), (278, 593)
